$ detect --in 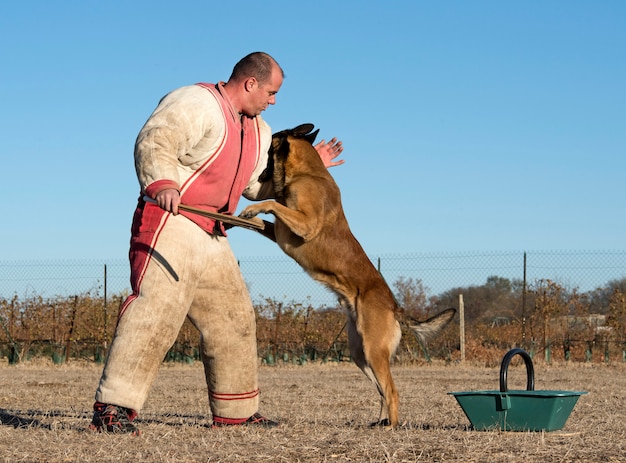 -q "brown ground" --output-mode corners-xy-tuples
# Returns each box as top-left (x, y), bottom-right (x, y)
(0, 359), (623, 462)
